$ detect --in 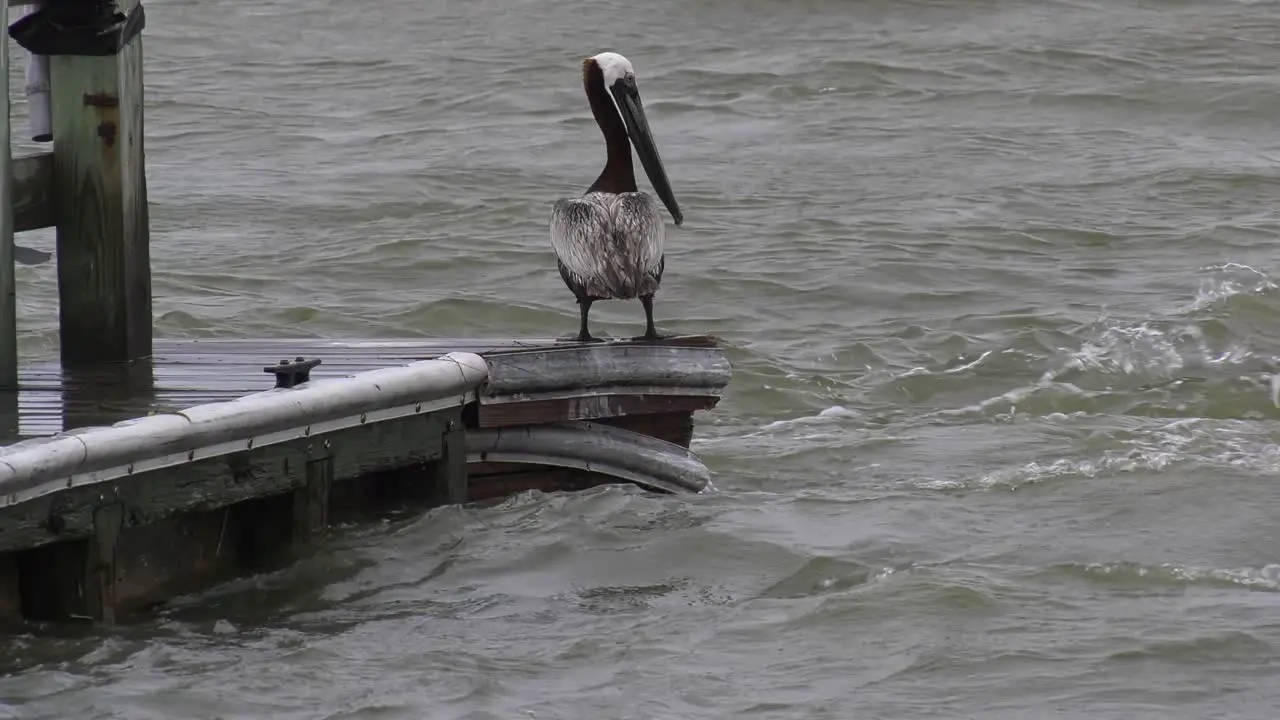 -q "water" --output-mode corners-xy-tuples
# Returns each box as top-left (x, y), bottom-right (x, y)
(4, 0), (1280, 716)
